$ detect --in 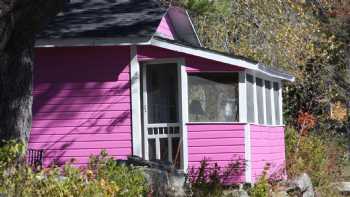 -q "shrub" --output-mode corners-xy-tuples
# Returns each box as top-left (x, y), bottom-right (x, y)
(285, 127), (347, 196)
(188, 159), (245, 197)
(0, 142), (148, 197)
(248, 169), (270, 197)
